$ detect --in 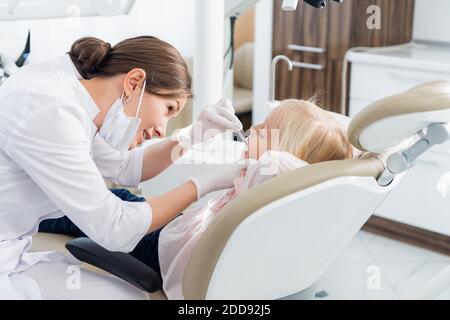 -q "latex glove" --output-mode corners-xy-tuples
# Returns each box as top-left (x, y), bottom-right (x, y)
(176, 98), (243, 149)
(0, 52), (18, 76)
(188, 160), (248, 200)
